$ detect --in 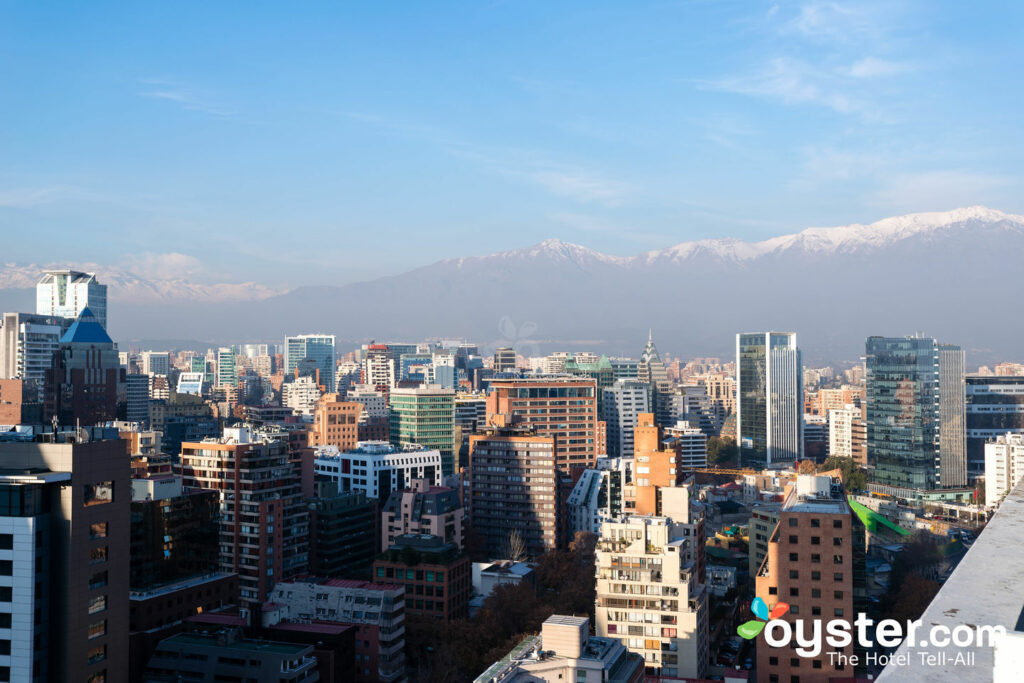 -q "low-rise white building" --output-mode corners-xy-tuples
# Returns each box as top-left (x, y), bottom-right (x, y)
(985, 432), (1024, 507)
